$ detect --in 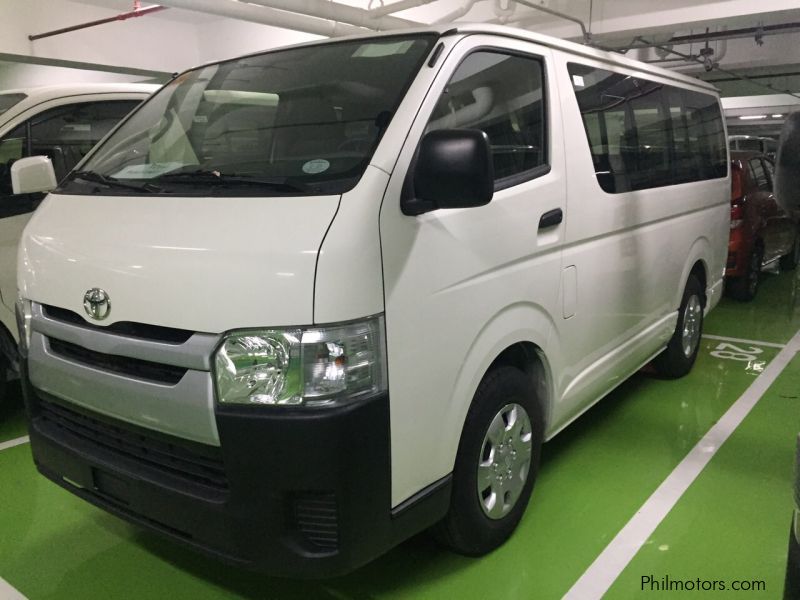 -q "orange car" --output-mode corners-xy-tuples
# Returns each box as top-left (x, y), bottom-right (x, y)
(726, 151), (799, 300)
